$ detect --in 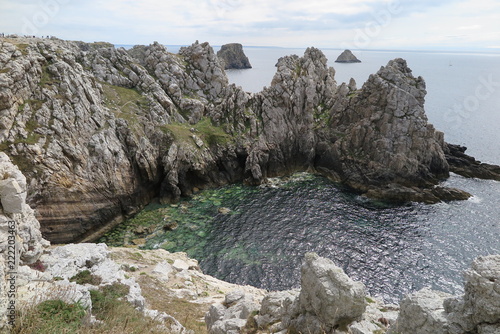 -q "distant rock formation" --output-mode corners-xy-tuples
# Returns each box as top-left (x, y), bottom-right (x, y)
(335, 49), (361, 63)
(217, 43), (252, 69)
(1, 38), (500, 243)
